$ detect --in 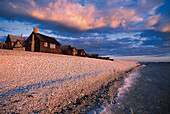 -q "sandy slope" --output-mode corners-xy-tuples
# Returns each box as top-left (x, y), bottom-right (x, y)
(0, 49), (139, 113)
